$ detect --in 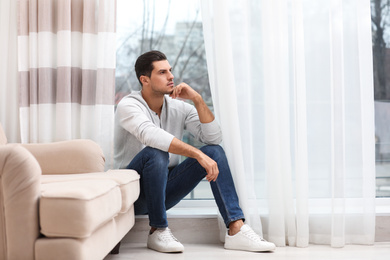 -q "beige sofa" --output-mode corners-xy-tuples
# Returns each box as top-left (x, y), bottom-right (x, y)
(0, 124), (140, 260)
